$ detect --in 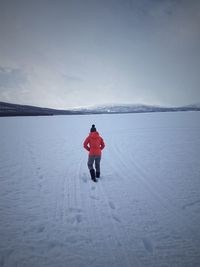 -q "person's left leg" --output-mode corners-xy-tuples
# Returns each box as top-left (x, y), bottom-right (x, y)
(88, 156), (96, 181)
(88, 156), (95, 170)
